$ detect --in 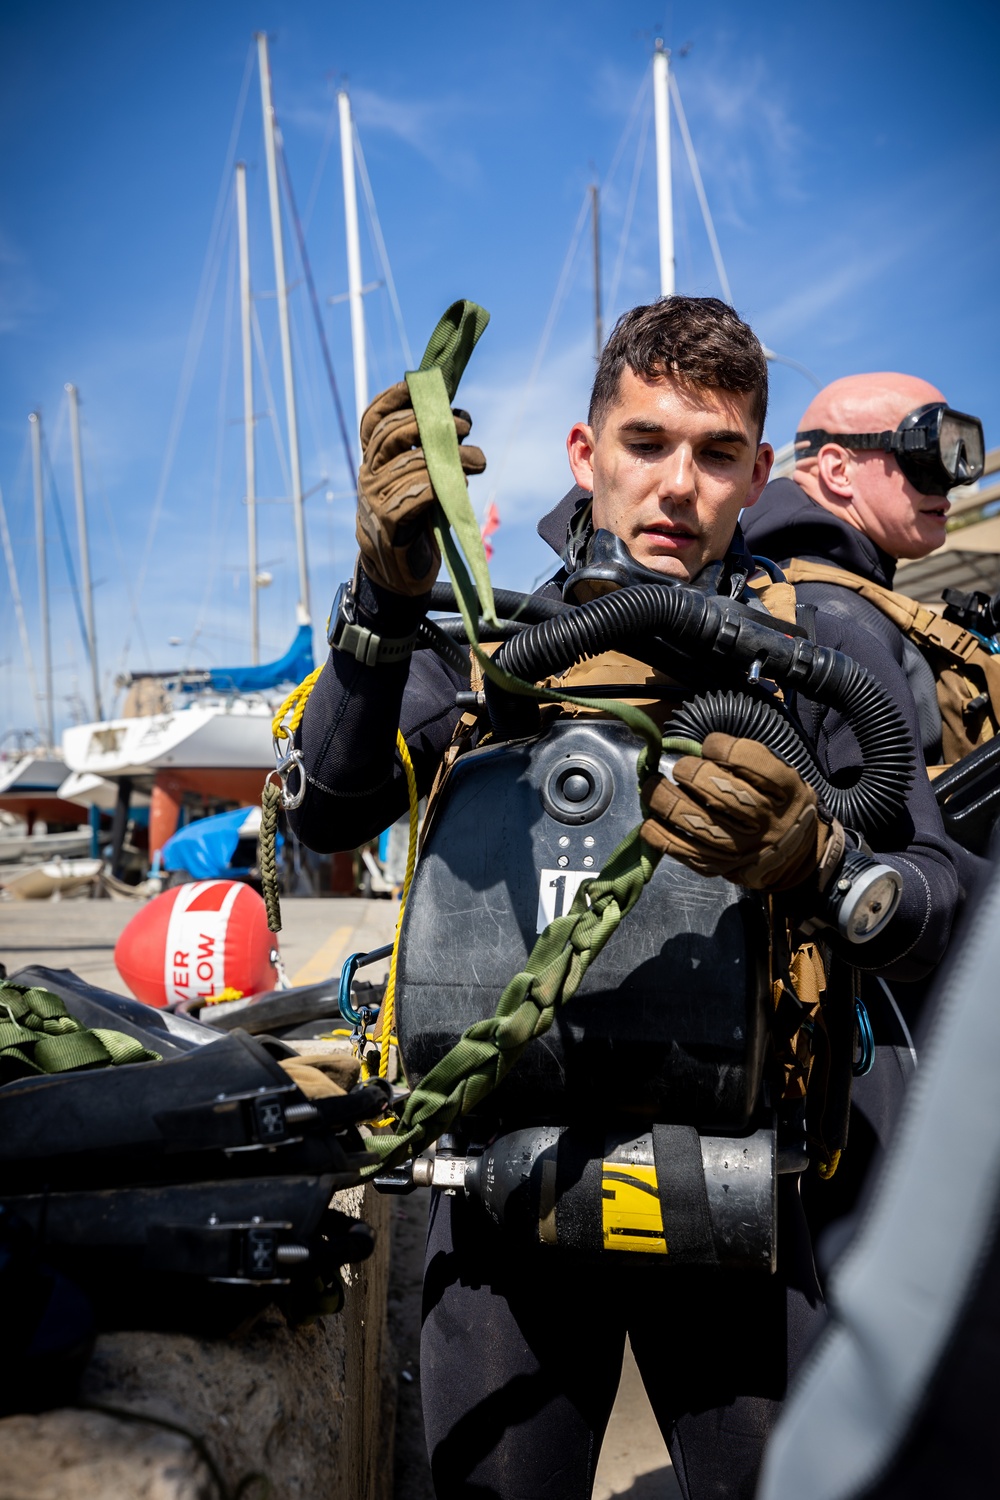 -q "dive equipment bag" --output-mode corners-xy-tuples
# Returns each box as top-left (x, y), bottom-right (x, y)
(0, 967), (384, 1345)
